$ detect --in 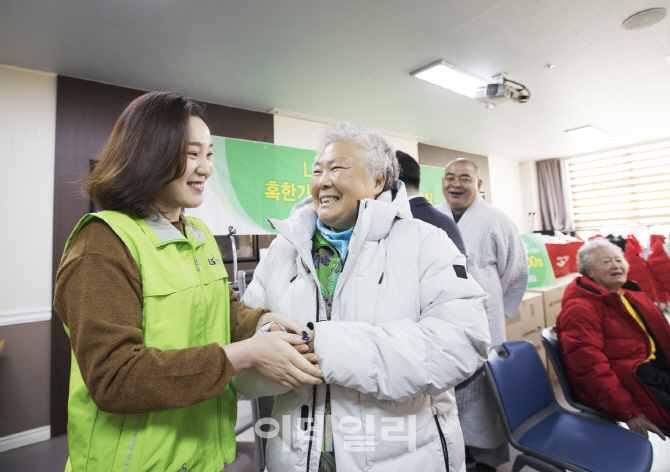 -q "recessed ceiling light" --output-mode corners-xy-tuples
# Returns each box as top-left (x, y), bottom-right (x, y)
(622, 8), (666, 30)
(566, 126), (618, 146)
(411, 60), (489, 98)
